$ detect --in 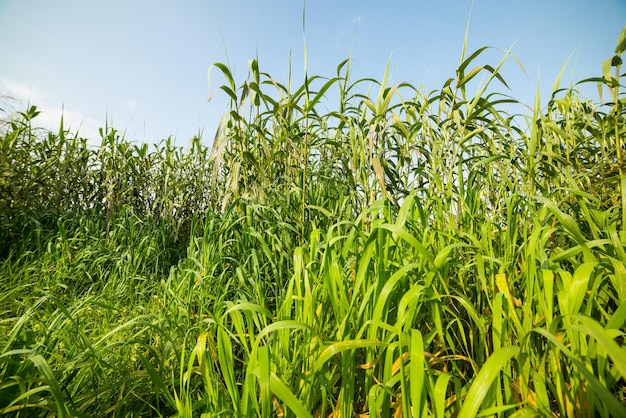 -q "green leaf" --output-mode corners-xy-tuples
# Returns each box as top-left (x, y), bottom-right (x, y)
(28, 353), (72, 417)
(409, 329), (425, 416)
(217, 326), (240, 407)
(258, 345), (271, 417)
(256, 320), (311, 343)
(433, 372), (453, 418)
(562, 262), (595, 316)
(533, 327), (626, 415)
(457, 346), (519, 418)
(433, 243), (466, 270)
(571, 315), (626, 380)
(269, 373), (312, 418)
(314, 339), (386, 371)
